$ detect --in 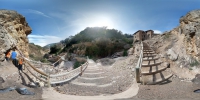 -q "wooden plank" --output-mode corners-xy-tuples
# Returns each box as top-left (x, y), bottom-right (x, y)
(142, 62), (162, 67)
